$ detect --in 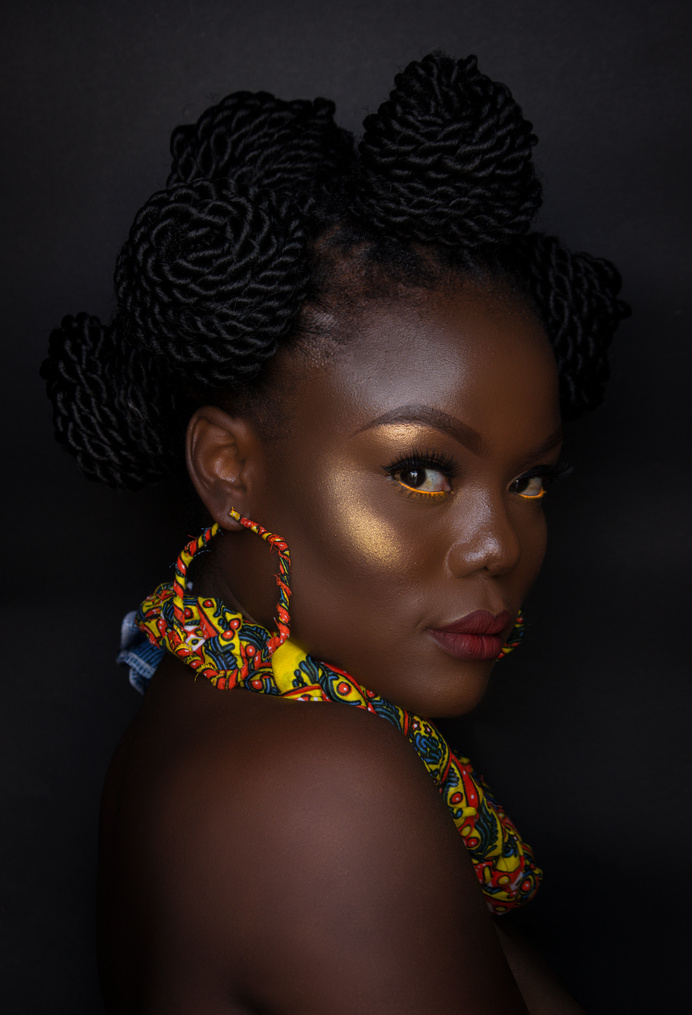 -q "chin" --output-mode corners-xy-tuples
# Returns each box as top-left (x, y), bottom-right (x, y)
(400, 660), (495, 720)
